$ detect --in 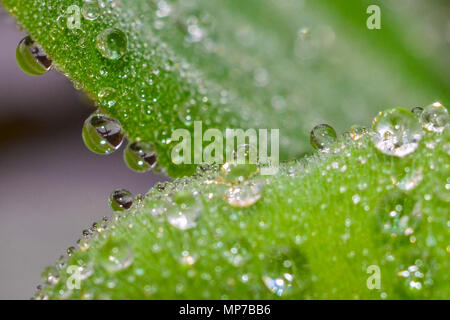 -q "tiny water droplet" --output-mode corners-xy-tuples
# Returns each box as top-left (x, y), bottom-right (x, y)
(310, 124), (337, 151)
(82, 0), (100, 20)
(124, 142), (158, 172)
(16, 36), (52, 75)
(167, 192), (202, 230)
(224, 180), (263, 208)
(96, 28), (127, 60)
(372, 107), (422, 157)
(109, 189), (133, 211)
(420, 102), (448, 133)
(99, 239), (134, 272)
(82, 113), (124, 155)
(41, 266), (59, 285)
